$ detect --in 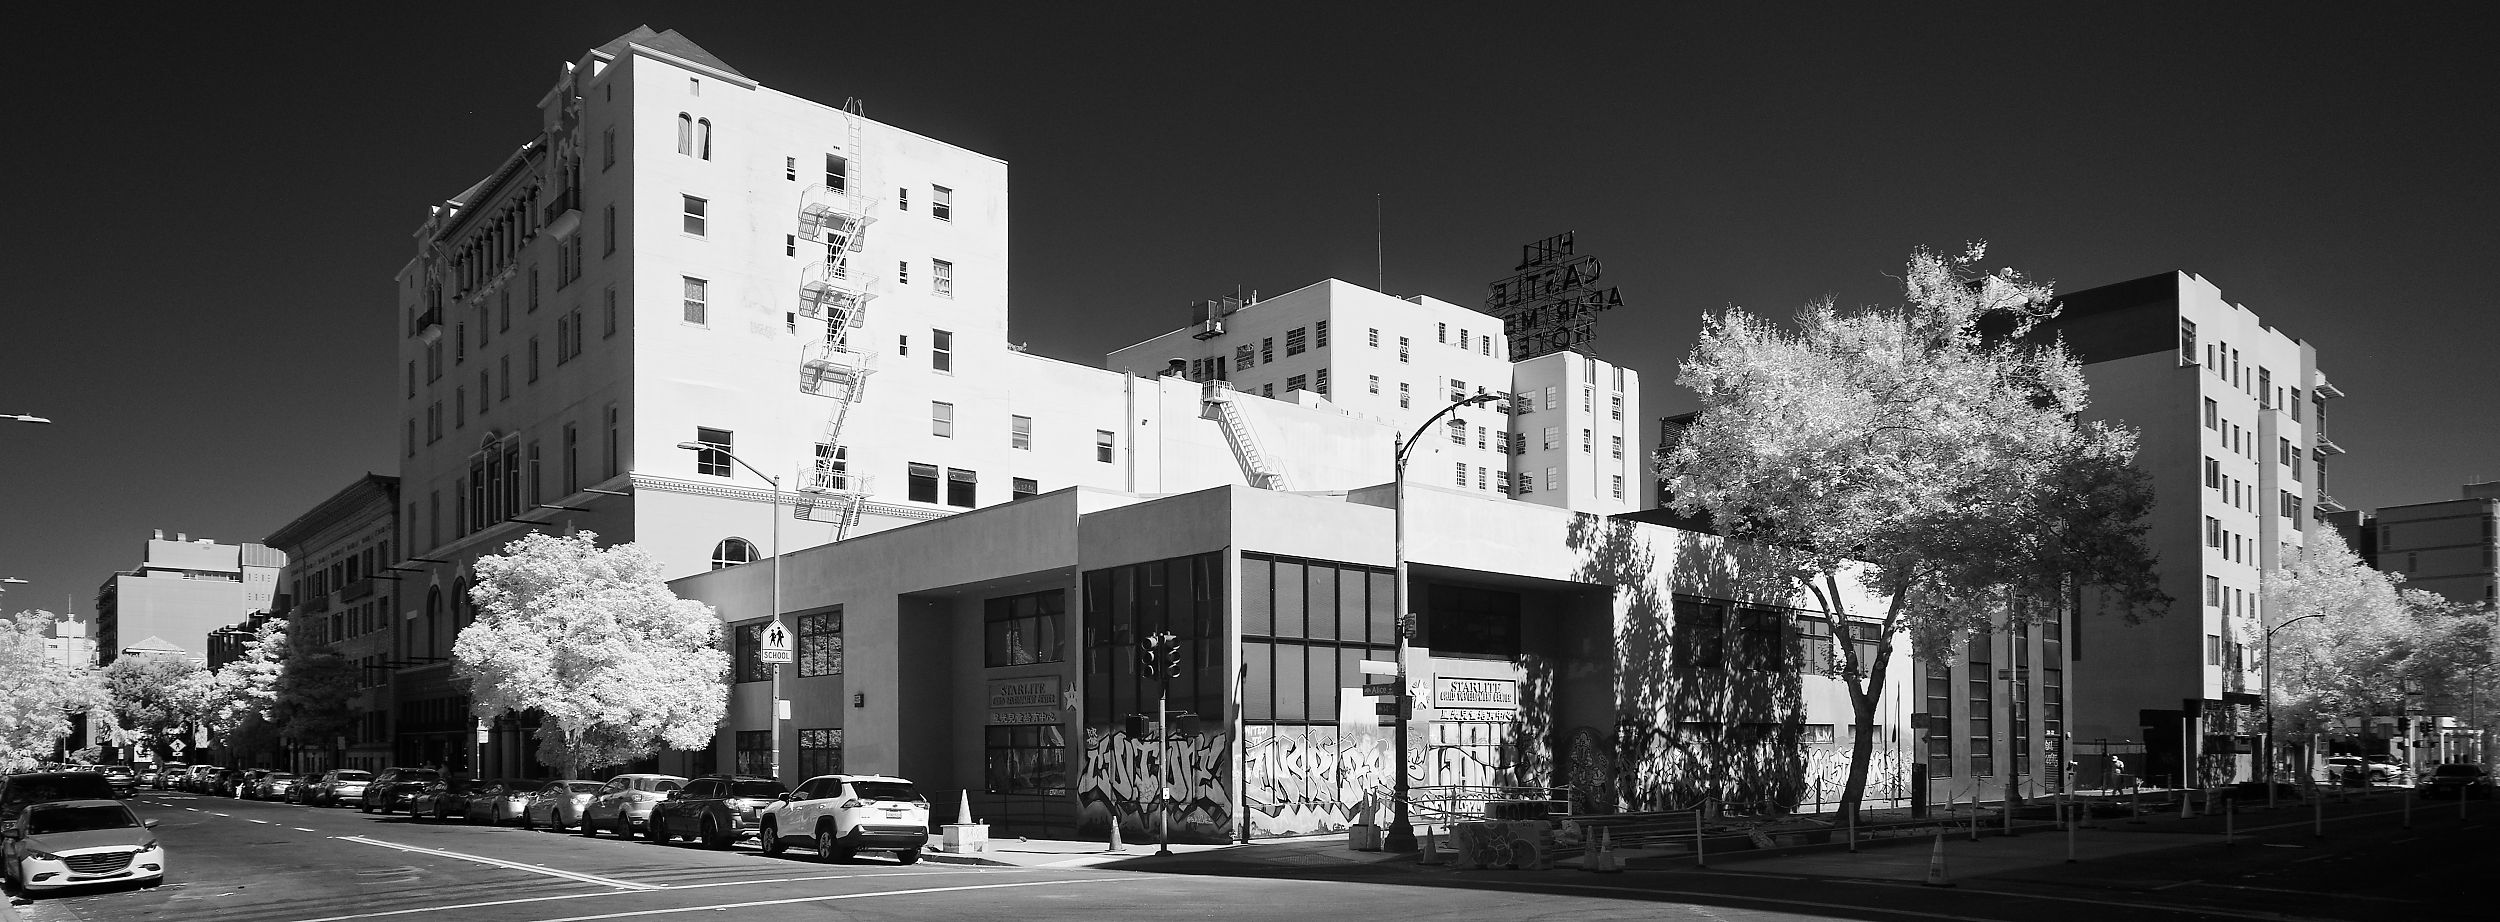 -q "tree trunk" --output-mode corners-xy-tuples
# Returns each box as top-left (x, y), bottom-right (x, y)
(1829, 572), (1908, 823)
